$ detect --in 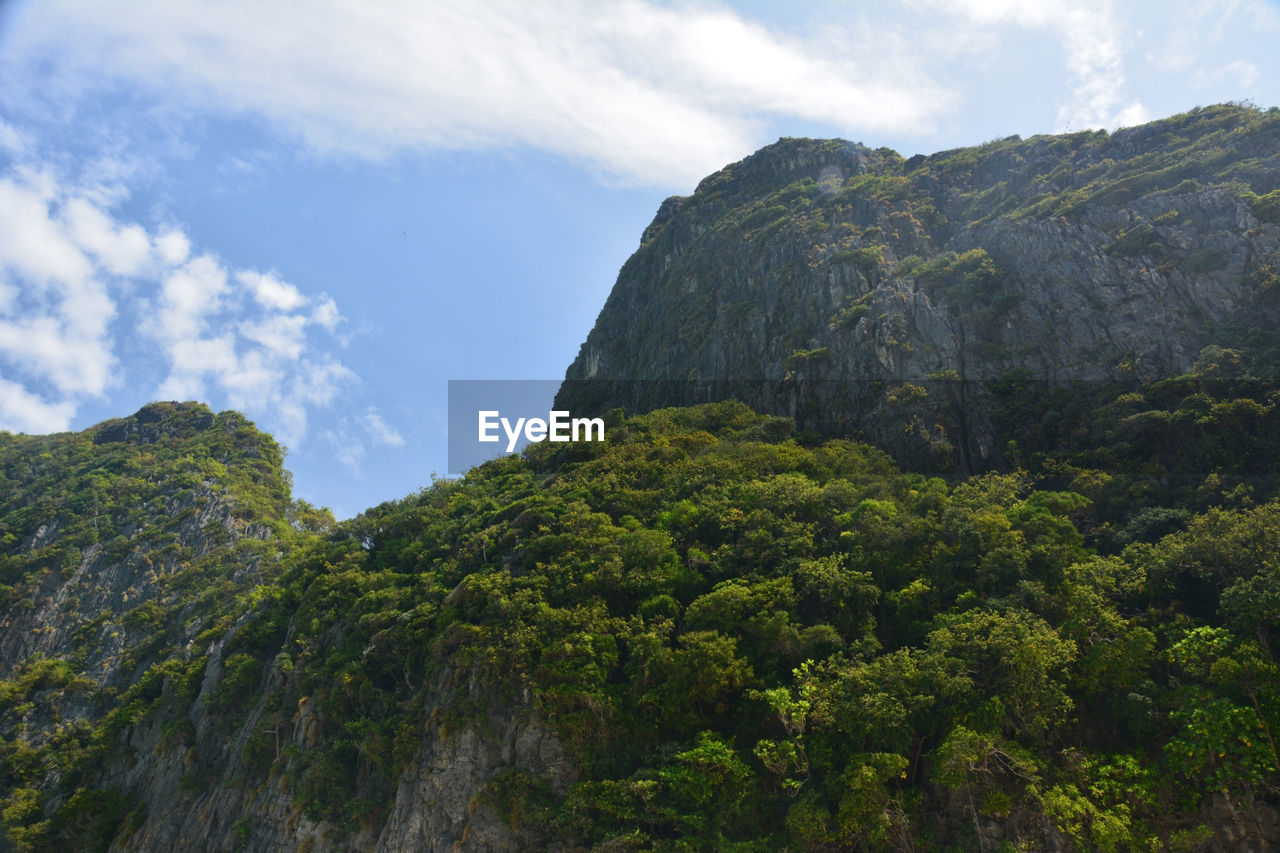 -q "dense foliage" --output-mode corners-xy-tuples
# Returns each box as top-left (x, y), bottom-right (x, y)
(6, 383), (1280, 849)
(0, 403), (331, 850)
